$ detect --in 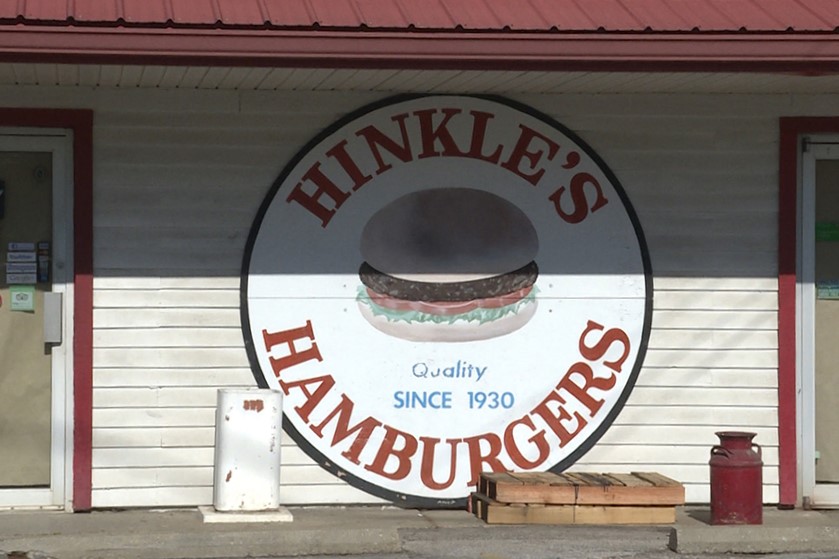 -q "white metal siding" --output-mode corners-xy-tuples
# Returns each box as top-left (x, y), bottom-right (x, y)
(87, 90), (387, 507)
(0, 84), (822, 507)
